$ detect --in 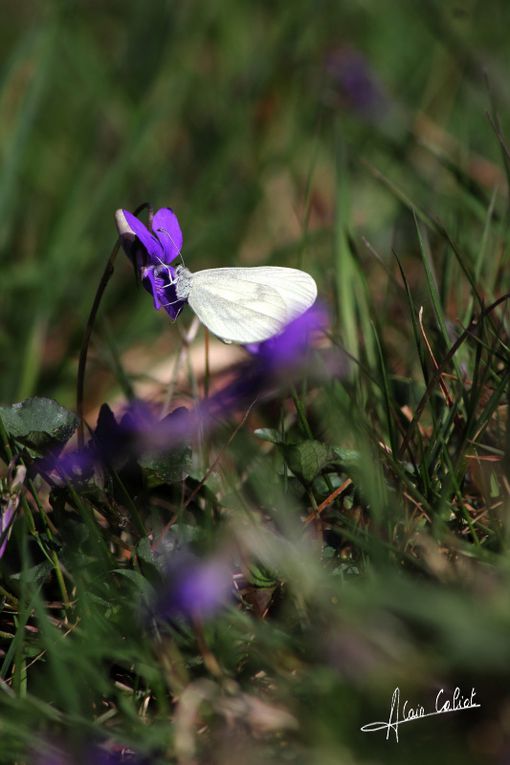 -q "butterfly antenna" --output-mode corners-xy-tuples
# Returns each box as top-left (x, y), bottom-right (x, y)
(158, 226), (186, 267)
